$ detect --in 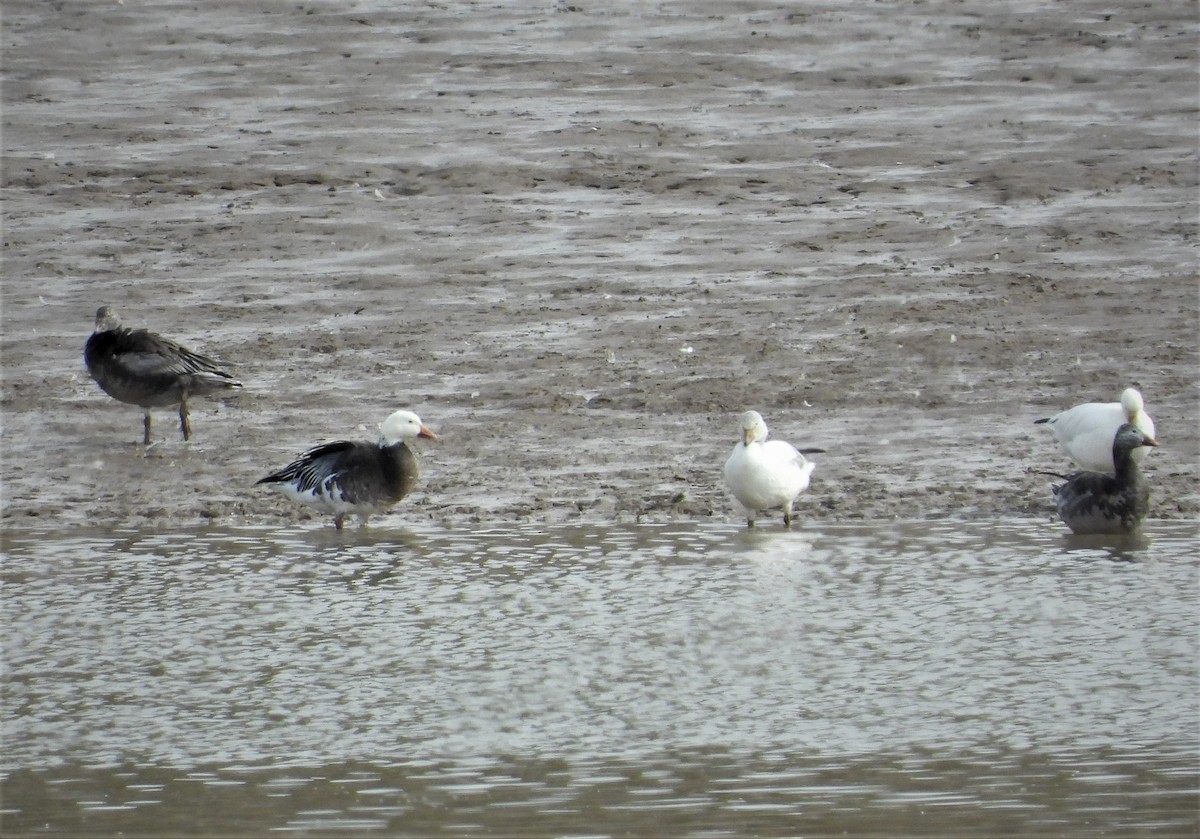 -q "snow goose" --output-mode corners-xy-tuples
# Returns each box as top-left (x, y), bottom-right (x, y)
(724, 410), (824, 528)
(256, 410), (437, 529)
(1045, 423), (1158, 534)
(84, 305), (242, 445)
(1035, 387), (1155, 473)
